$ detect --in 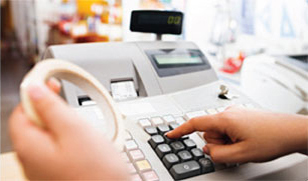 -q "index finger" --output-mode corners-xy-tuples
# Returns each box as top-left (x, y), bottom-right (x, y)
(166, 114), (225, 139)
